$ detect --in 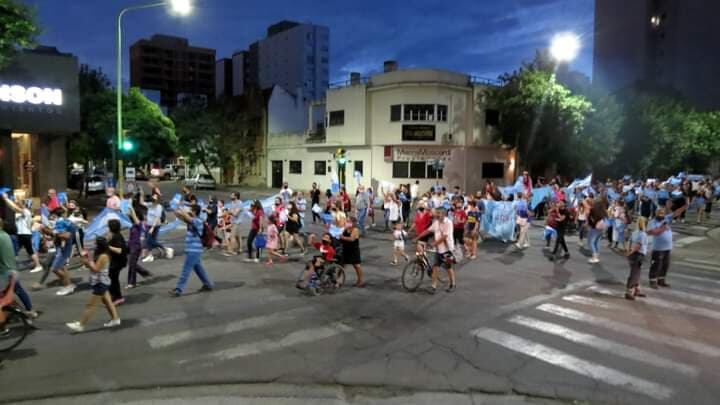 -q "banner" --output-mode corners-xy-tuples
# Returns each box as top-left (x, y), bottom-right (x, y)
(530, 186), (553, 209)
(480, 200), (516, 242)
(567, 174), (592, 191)
(83, 208), (133, 241)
